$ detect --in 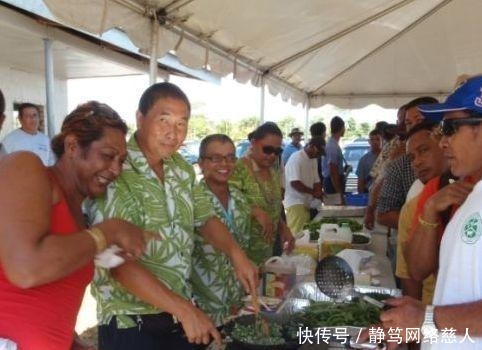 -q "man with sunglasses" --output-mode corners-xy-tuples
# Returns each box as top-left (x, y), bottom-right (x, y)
(371, 76), (482, 349)
(284, 136), (325, 234)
